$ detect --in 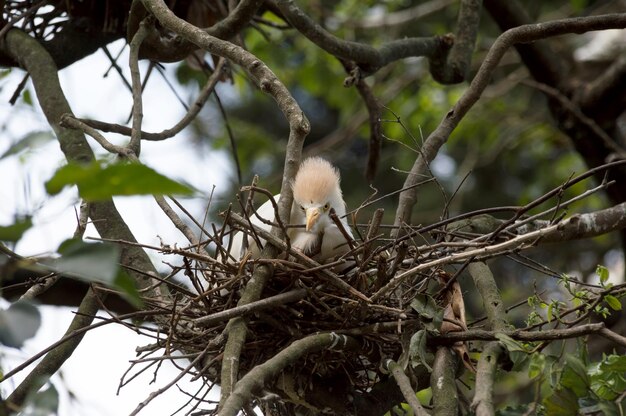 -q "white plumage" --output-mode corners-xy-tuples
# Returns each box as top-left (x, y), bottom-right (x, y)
(228, 157), (353, 263)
